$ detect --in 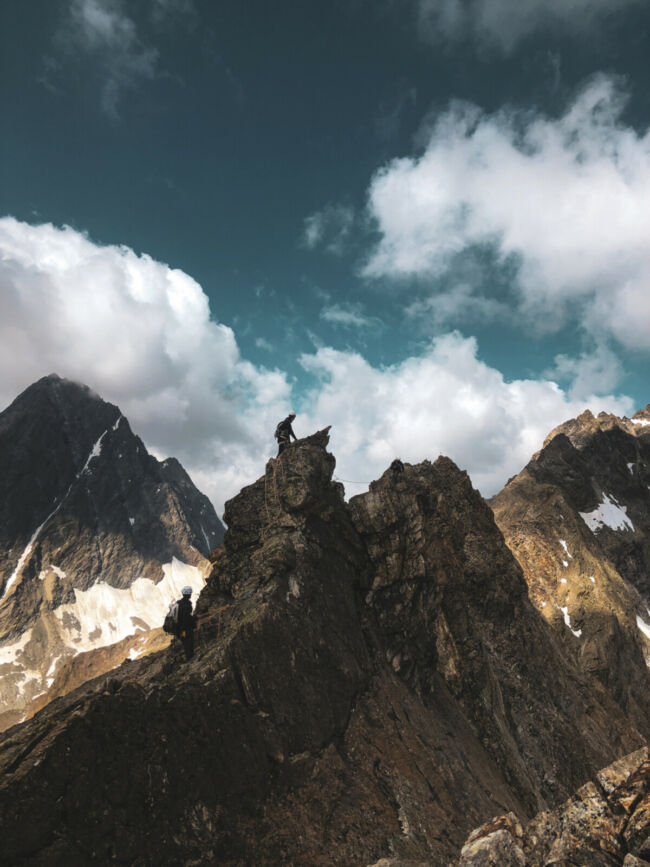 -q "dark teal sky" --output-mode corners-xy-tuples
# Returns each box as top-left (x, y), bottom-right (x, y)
(1, 0), (648, 454)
